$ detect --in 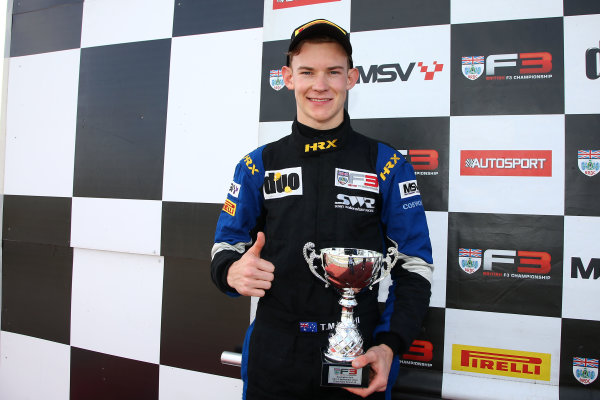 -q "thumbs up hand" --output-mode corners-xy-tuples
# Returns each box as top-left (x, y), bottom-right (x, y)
(227, 232), (275, 297)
